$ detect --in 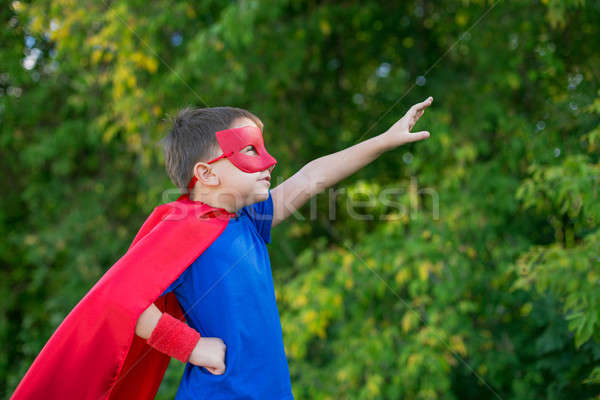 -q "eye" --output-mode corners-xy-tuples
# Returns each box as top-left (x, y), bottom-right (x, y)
(245, 145), (258, 155)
